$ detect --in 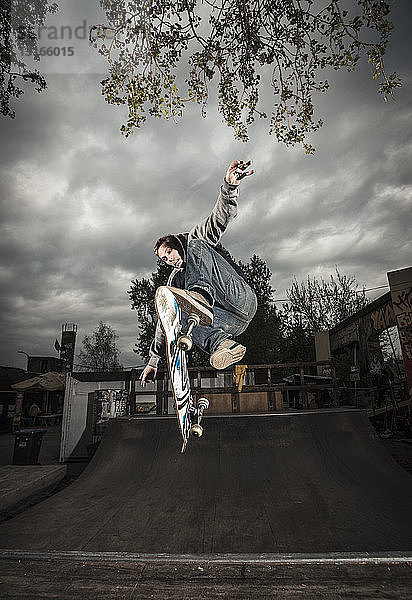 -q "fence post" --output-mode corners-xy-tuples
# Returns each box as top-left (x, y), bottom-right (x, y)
(331, 364), (339, 406)
(155, 372), (166, 415)
(299, 366), (307, 408)
(267, 367), (274, 411)
(129, 369), (137, 415)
